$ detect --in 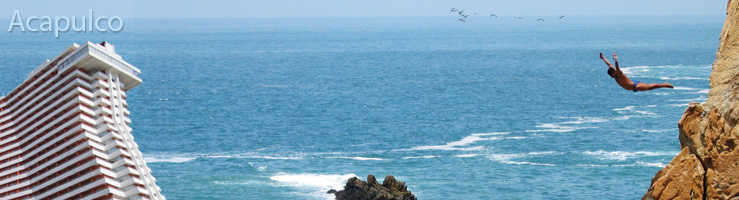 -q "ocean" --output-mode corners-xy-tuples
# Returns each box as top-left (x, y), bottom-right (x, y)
(0, 15), (724, 199)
